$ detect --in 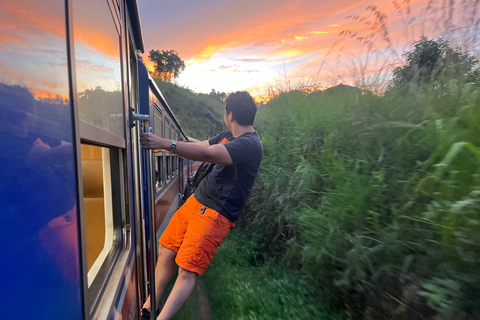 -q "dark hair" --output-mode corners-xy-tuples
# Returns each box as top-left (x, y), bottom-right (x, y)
(225, 91), (257, 126)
